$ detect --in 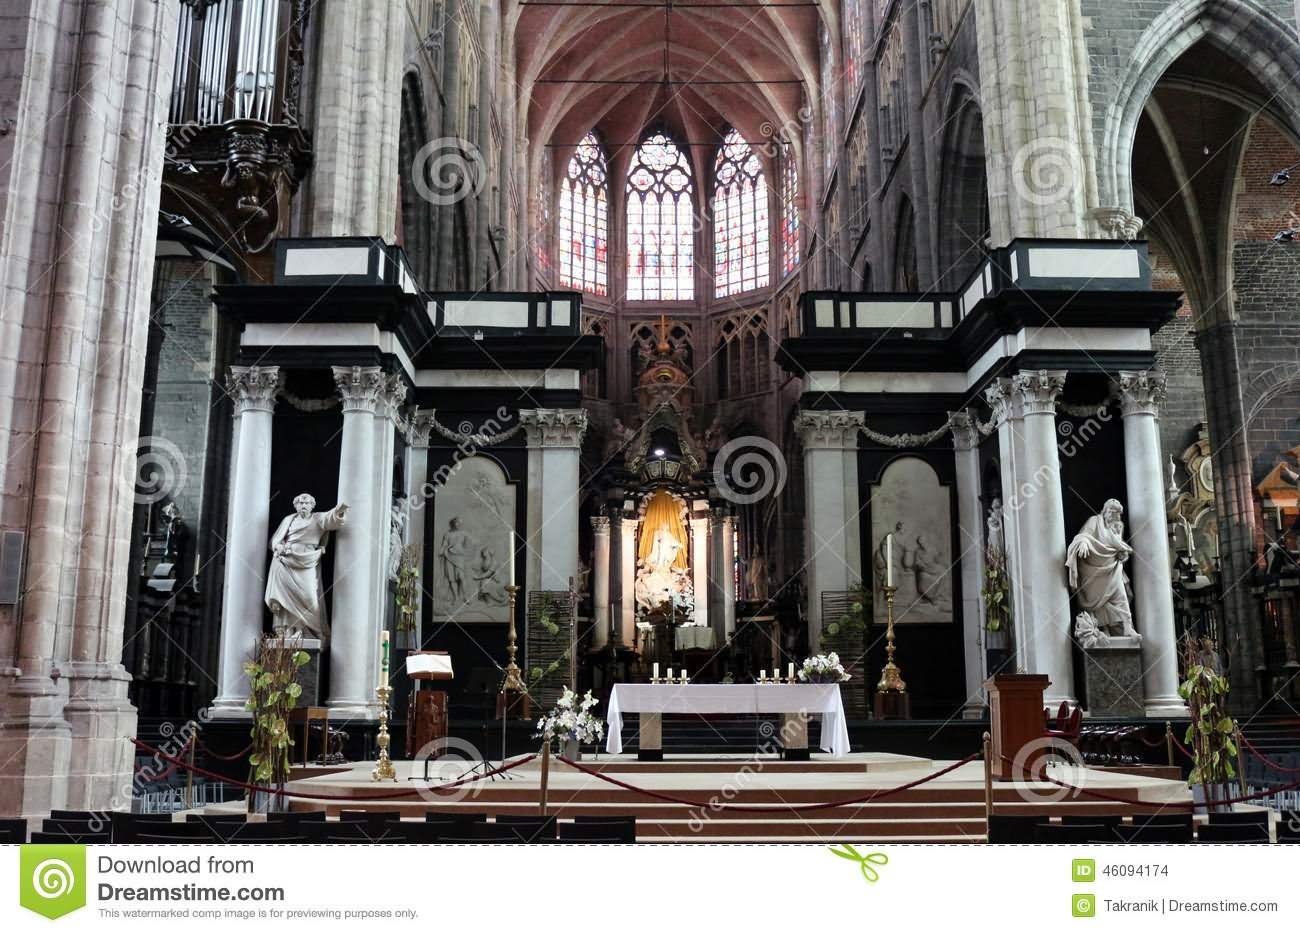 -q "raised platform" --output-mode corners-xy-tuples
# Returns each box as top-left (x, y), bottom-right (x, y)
(223, 752), (1195, 843)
